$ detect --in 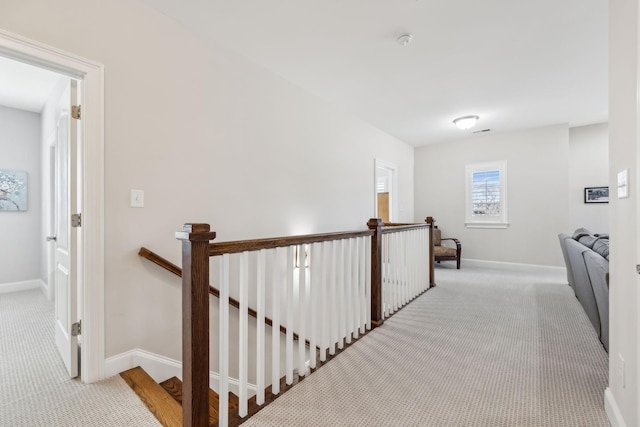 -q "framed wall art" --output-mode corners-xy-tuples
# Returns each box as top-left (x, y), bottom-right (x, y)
(0, 169), (27, 211)
(584, 186), (608, 204)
